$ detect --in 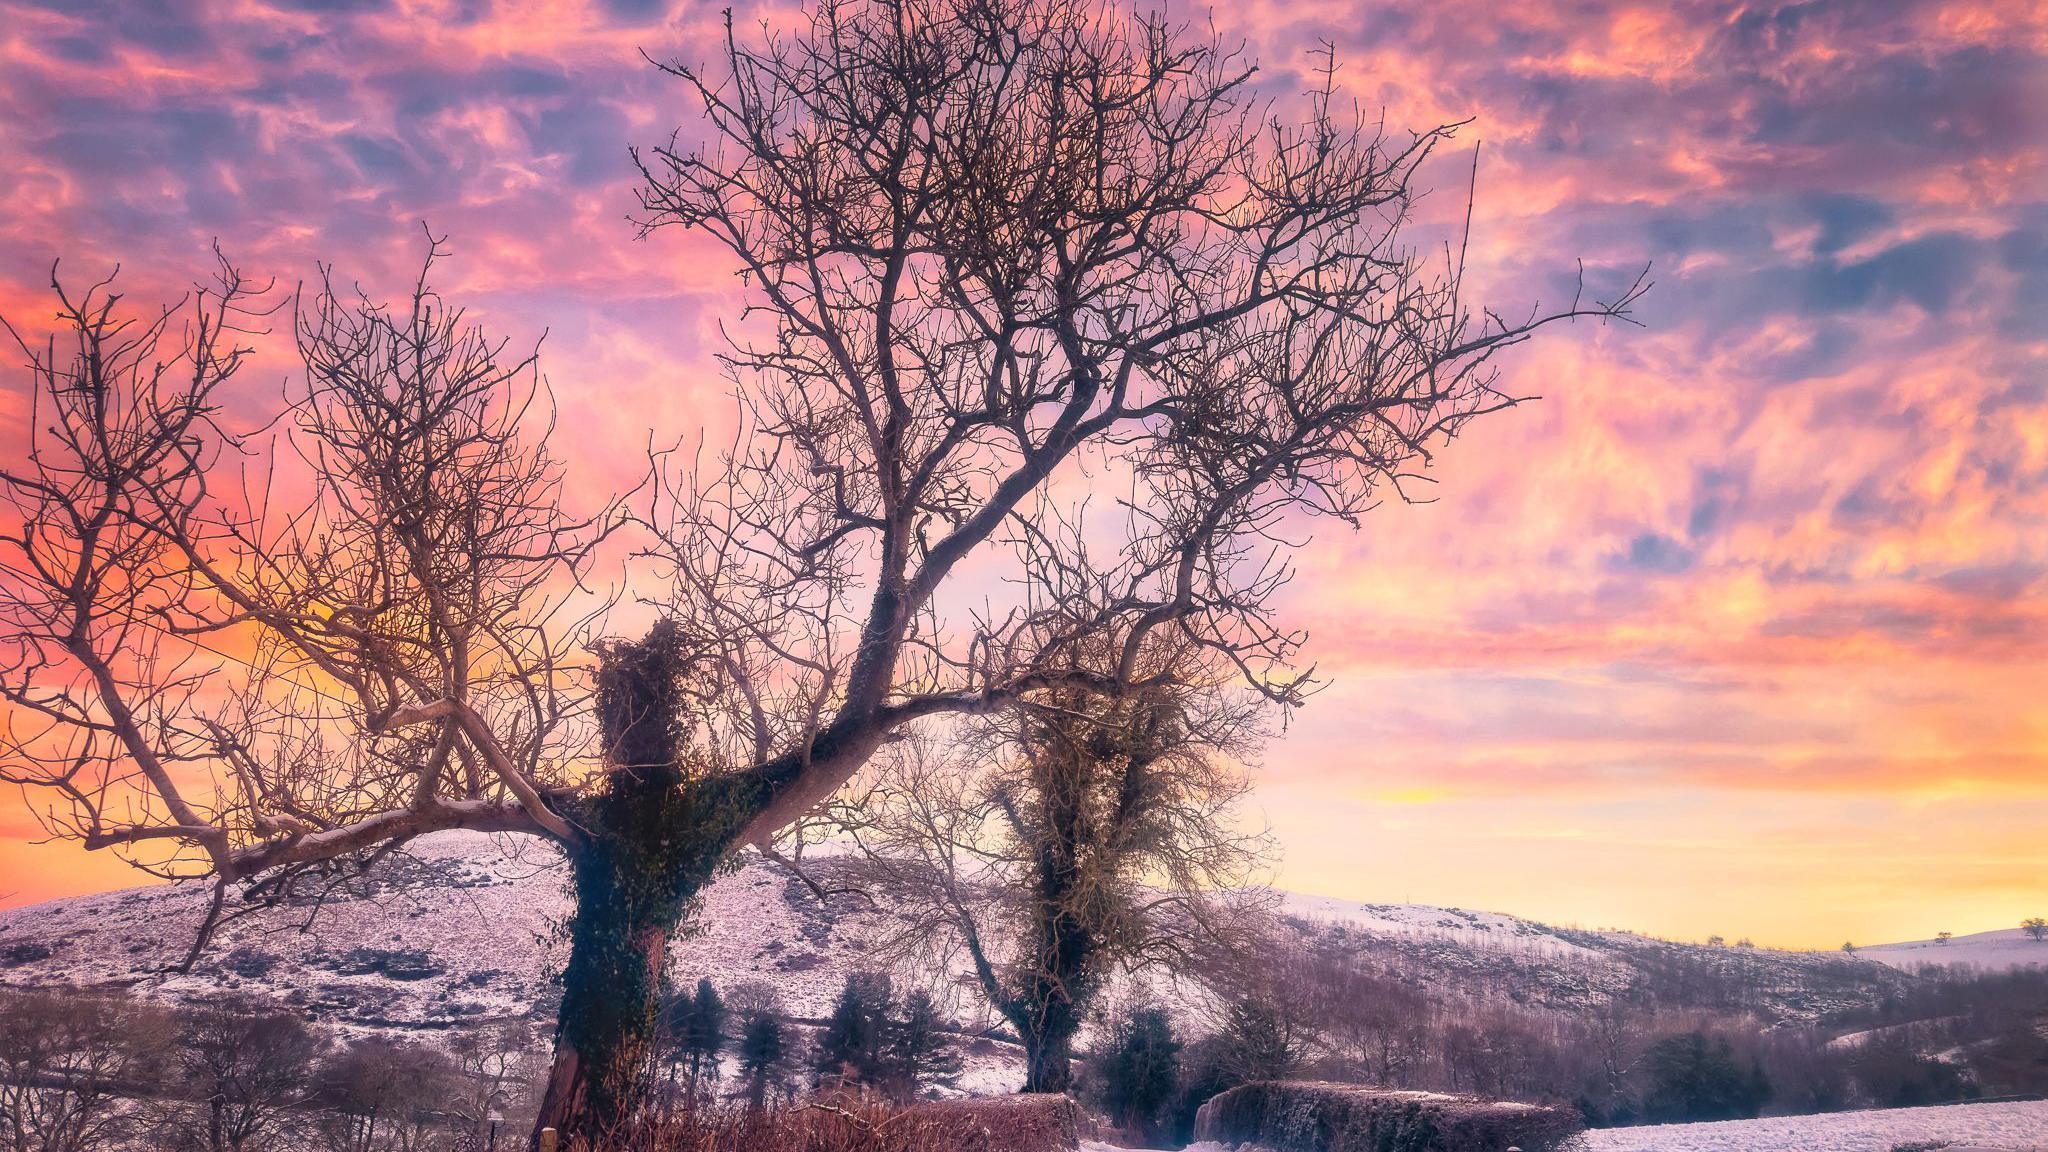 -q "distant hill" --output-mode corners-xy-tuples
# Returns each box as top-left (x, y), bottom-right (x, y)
(1857, 927), (2048, 973)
